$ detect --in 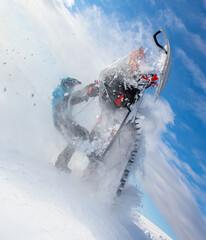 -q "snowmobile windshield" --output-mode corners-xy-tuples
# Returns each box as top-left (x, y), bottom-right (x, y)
(129, 48), (145, 73)
(99, 49), (155, 90)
